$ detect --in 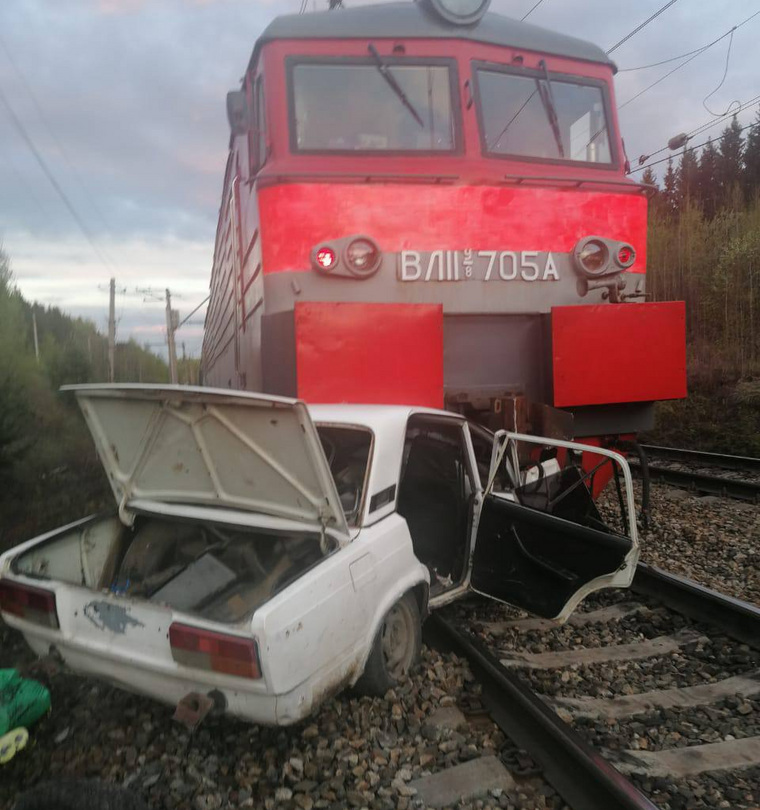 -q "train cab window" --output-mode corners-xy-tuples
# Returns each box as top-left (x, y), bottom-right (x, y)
(475, 65), (614, 165)
(289, 60), (457, 152)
